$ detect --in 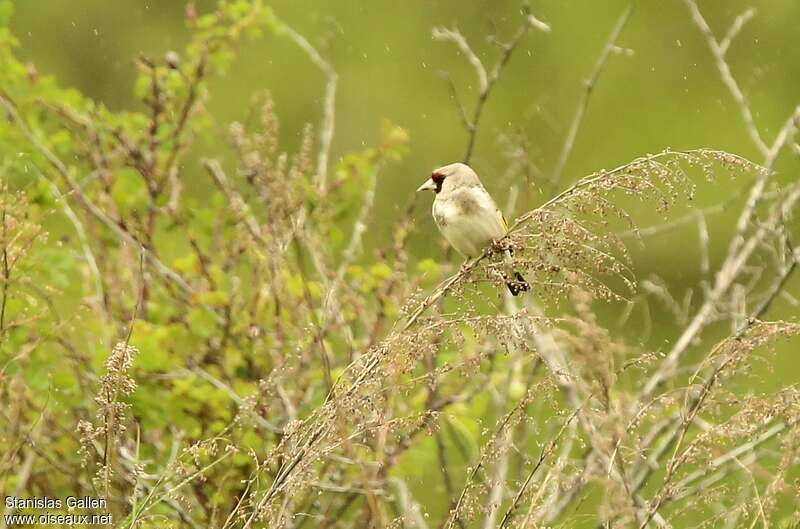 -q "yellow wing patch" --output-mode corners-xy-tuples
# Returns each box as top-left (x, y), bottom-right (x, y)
(498, 209), (509, 233)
